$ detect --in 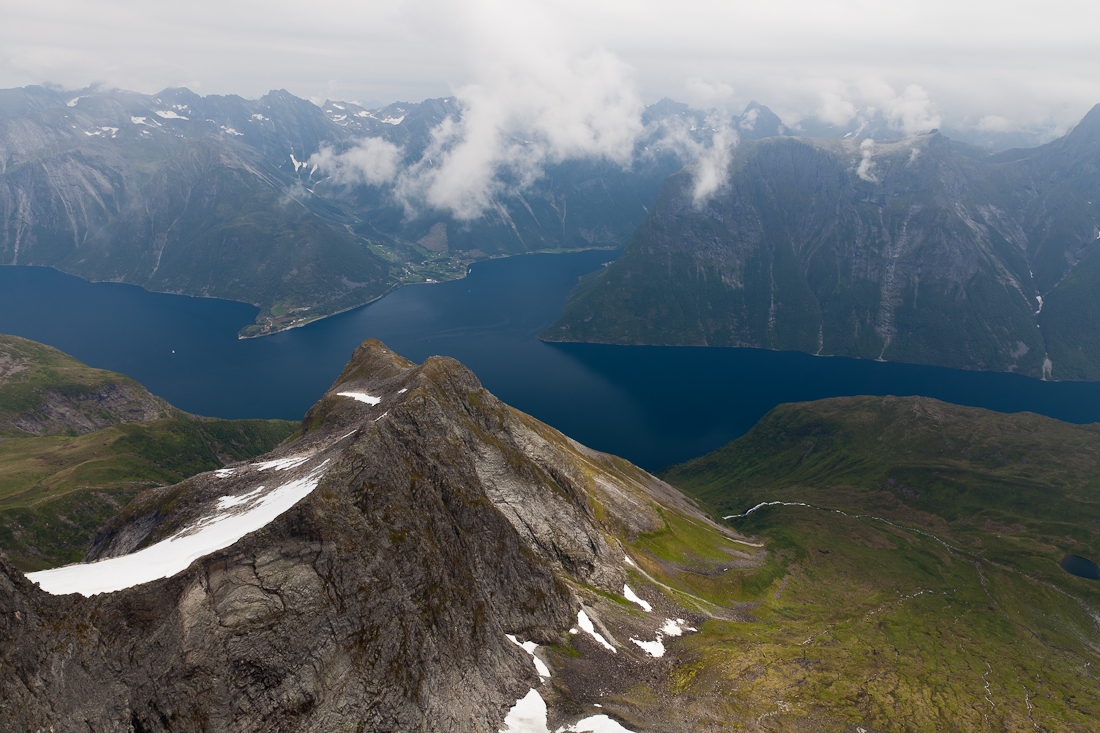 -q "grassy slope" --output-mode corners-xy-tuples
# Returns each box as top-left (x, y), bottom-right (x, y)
(0, 333), (169, 435)
(0, 416), (297, 572)
(0, 333), (297, 571)
(636, 395), (1100, 731)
